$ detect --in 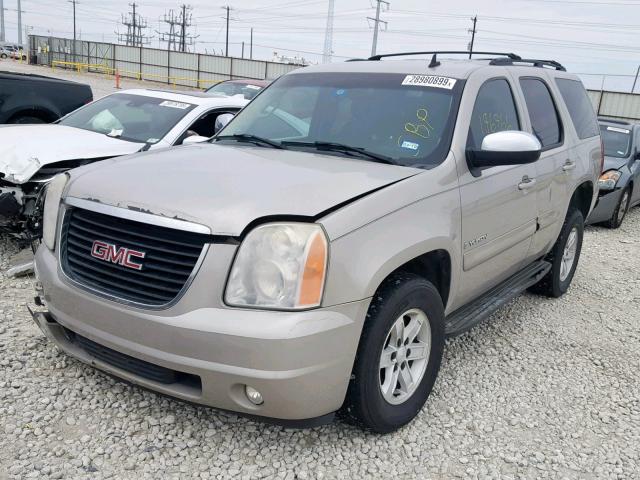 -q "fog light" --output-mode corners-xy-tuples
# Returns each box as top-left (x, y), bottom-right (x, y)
(245, 385), (264, 405)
